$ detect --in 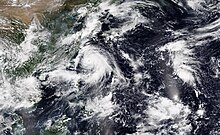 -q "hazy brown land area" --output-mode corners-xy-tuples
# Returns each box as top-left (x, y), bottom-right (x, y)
(0, 0), (87, 42)
(0, 0), (87, 24)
